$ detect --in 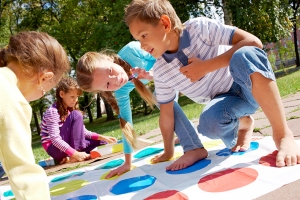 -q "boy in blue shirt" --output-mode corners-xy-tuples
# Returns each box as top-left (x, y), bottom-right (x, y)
(124, 0), (300, 170)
